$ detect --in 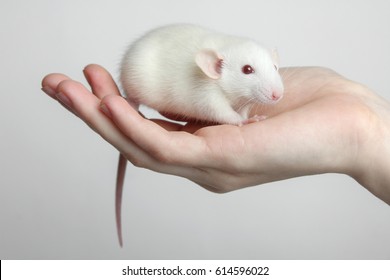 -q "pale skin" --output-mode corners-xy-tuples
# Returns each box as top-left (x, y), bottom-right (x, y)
(41, 64), (390, 205)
